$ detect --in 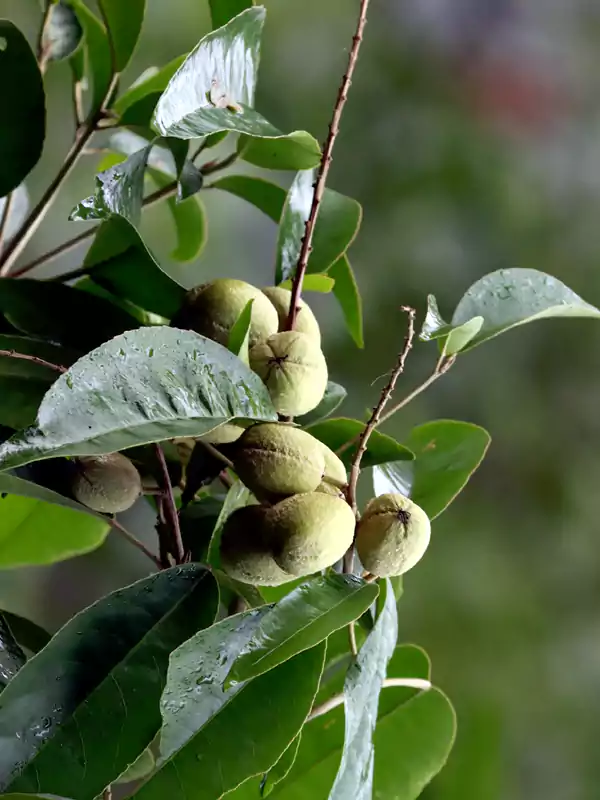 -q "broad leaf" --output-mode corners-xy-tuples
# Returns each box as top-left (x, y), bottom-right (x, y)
(276, 171), (362, 282)
(238, 131), (321, 170)
(0, 610), (51, 655)
(42, 2), (83, 62)
(211, 174), (285, 222)
(0, 184), (29, 243)
(0, 566), (218, 799)
(279, 274), (335, 294)
(0, 615), (25, 690)
(373, 419), (491, 519)
(261, 734), (303, 797)
(0, 327), (277, 471)
(329, 256), (364, 348)
(420, 295), (483, 356)
(307, 418), (414, 469)
(68, 0), (112, 114)
(228, 300), (253, 364)
(114, 56), (186, 124)
(177, 160), (204, 200)
(115, 746), (156, 784)
(0, 21), (45, 196)
(297, 381), (347, 427)
(209, 0), (255, 29)
(227, 575), (378, 686)
(149, 169), (207, 263)
(207, 479), (251, 566)
(98, 0), (145, 71)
